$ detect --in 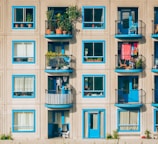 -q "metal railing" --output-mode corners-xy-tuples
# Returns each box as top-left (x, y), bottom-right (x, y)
(115, 54), (144, 69)
(115, 89), (143, 104)
(45, 89), (73, 105)
(45, 55), (72, 70)
(115, 20), (143, 35)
